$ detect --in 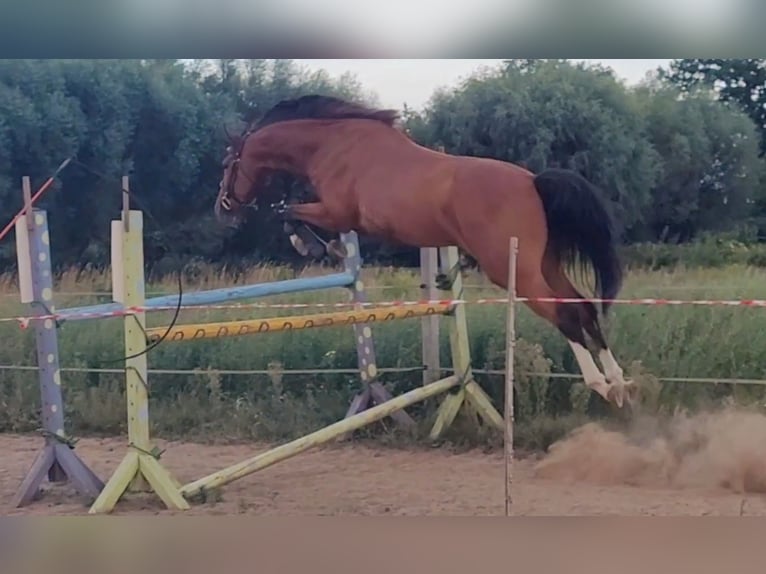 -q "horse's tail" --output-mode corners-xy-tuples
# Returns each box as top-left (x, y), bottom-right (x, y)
(532, 168), (623, 315)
